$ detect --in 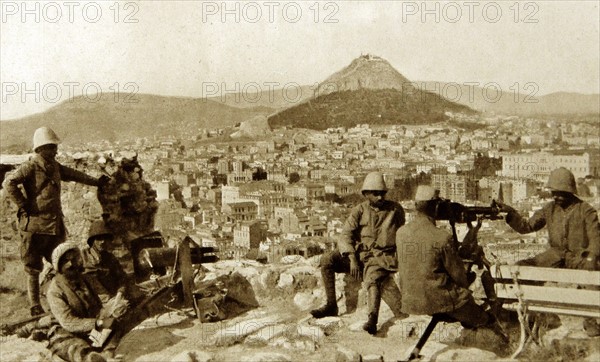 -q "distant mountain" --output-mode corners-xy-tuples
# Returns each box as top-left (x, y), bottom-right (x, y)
(268, 55), (476, 130)
(315, 54), (413, 95)
(208, 85), (315, 110)
(0, 94), (274, 151)
(418, 82), (600, 116)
